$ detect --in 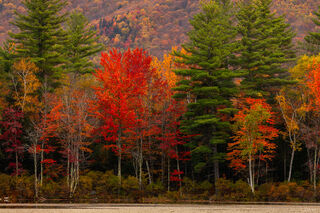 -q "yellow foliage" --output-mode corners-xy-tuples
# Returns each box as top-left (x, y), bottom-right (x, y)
(151, 47), (178, 89)
(274, 55), (320, 152)
(12, 58), (41, 115)
(289, 54), (320, 83)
